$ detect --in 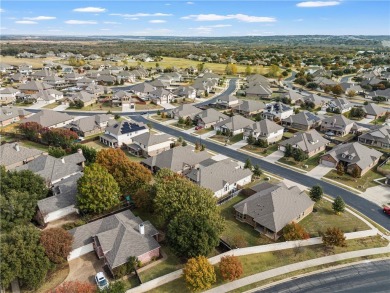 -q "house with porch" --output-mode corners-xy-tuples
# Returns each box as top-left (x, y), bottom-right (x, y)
(65, 114), (112, 137)
(23, 110), (74, 128)
(363, 103), (387, 119)
(233, 182), (314, 240)
(171, 104), (203, 120)
(0, 88), (20, 105)
(281, 111), (323, 131)
(174, 86), (197, 100)
(100, 120), (148, 148)
(243, 119), (284, 144)
(232, 100), (266, 117)
(68, 210), (160, 276)
(128, 132), (173, 157)
(320, 114), (357, 137)
(320, 142), (382, 176)
(149, 88), (173, 104)
(0, 107), (32, 126)
(324, 98), (352, 114)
